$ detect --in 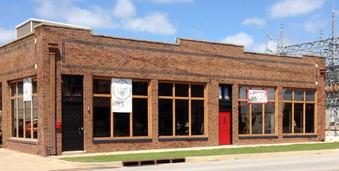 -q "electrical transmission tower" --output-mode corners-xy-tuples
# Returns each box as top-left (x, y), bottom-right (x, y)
(277, 10), (339, 136)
